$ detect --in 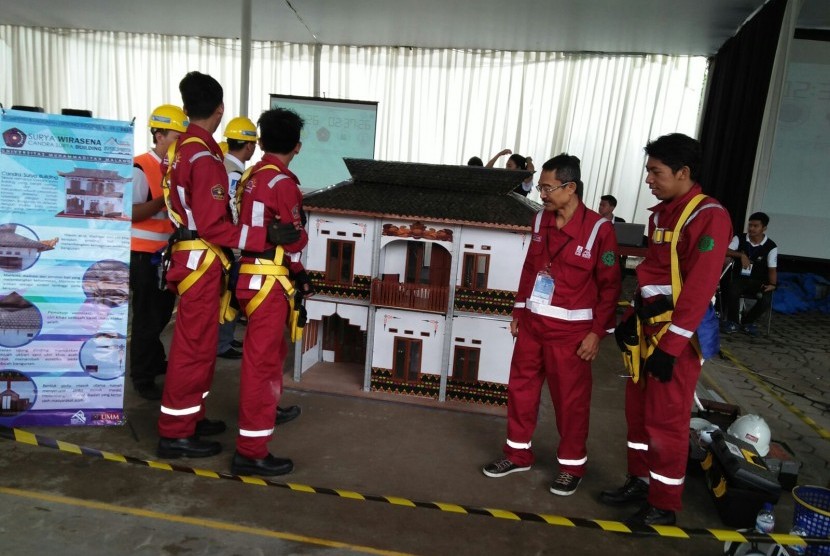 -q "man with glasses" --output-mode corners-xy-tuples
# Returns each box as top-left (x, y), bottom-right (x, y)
(482, 154), (621, 497)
